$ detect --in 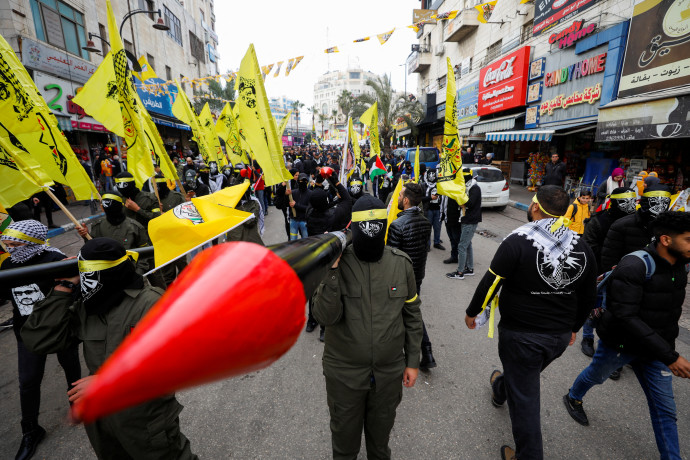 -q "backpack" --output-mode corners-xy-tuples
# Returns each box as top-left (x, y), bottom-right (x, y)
(589, 250), (655, 324)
